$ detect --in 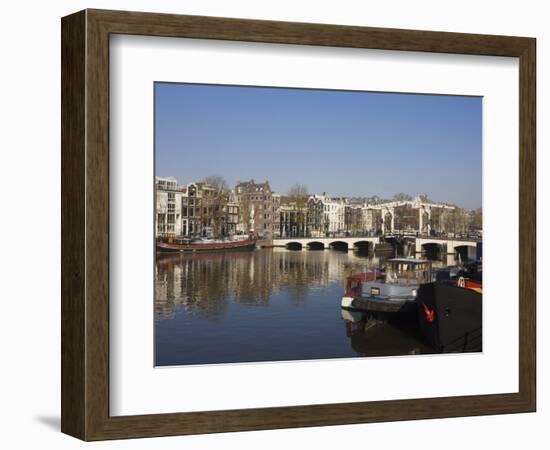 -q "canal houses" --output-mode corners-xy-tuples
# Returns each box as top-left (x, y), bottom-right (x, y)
(156, 176), (478, 241)
(157, 177), (241, 239)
